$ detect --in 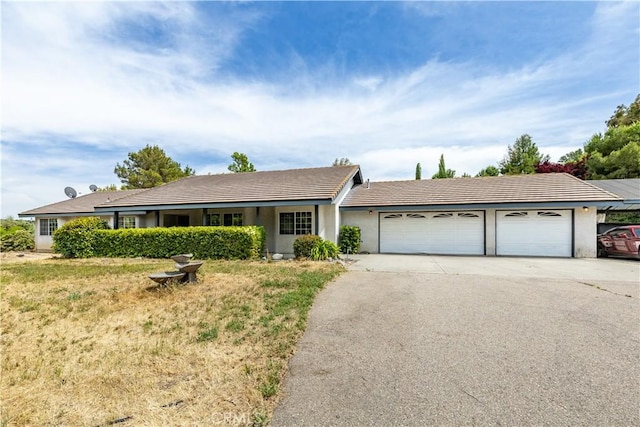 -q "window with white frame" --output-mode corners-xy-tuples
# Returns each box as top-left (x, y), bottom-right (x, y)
(279, 211), (312, 235)
(39, 218), (58, 236)
(118, 216), (136, 229)
(208, 213), (243, 227)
